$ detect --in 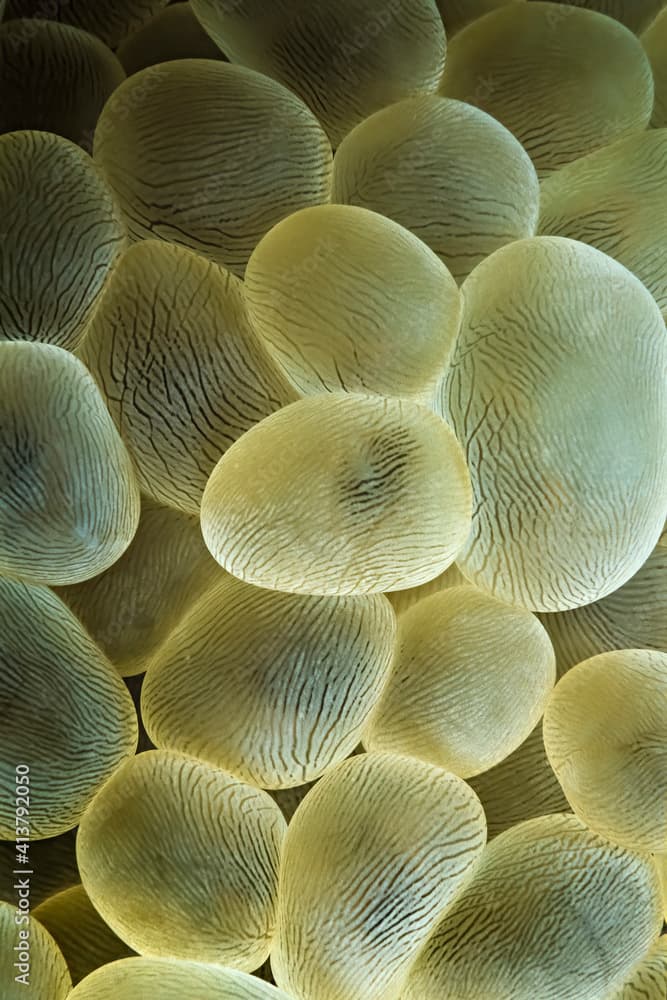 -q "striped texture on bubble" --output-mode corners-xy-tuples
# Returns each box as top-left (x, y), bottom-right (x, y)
(443, 237), (667, 612)
(403, 814), (663, 1000)
(0, 342), (140, 586)
(0, 576), (137, 839)
(272, 751), (486, 1000)
(143, 575), (396, 787)
(201, 393), (472, 595)
(0, 130), (125, 350)
(77, 750), (286, 970)
(93, 60), (332, 276)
